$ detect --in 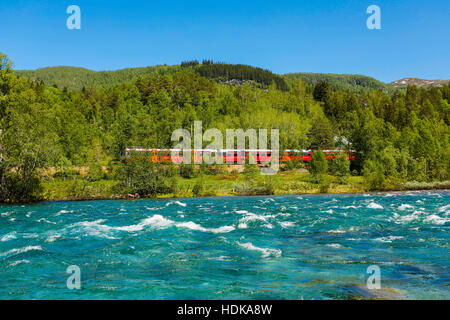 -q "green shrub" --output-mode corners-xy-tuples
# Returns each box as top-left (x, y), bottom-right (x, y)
(192, 182), (204, 197)
(179, 163), (197, 179)
(87, 162), (105, 182)
(310, 150), (328, 176)
(363, 160), (385, 191)
(116, 157), (176, 196)
(243, 164), (259, 178)
(53, 169), (80, 180)
(319, 182), (330, 193)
